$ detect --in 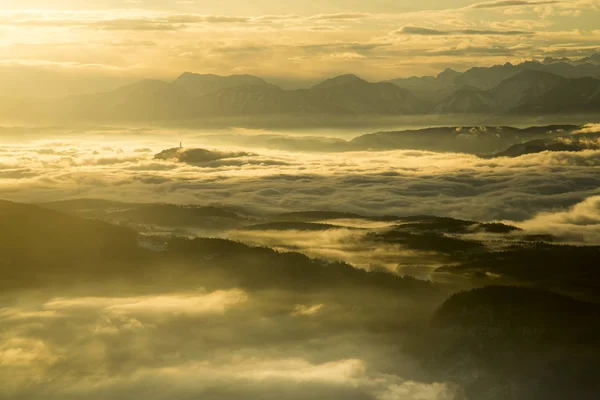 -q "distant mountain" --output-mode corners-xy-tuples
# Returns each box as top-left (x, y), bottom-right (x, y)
(390, 69), (460, 101)
(543, 56), (573, 65)
(434, 70), (598, 115)
(453, 62), (519, 91)
(172, 72), (270, 96)
(390, 54), (600, 106)
(488, 70), (567, 111)
(454, 60), (600, 91)
(193, 83), (349, 115)
(433, 87), (495, 114)
(61, 79), (194, 121)
(310, 74), (426, 114)
(510, 77), (600, 114)
(44, 73), (429, 121)
(5, 54), (600, 123)
(437, 68), (462, 84)
(544, 54), (600, 66)
(581, 53), (600, 65)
